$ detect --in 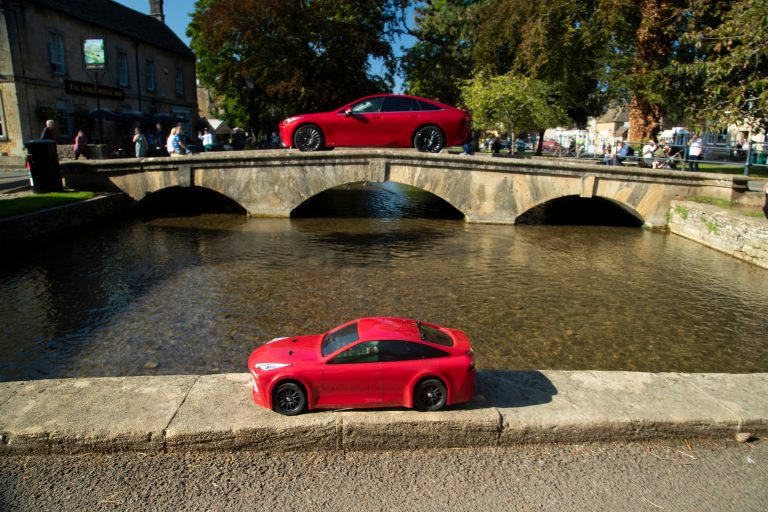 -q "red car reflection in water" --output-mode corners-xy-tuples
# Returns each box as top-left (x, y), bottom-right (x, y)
(278, 94), (472, 153)
(248, 317), (475, 415)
